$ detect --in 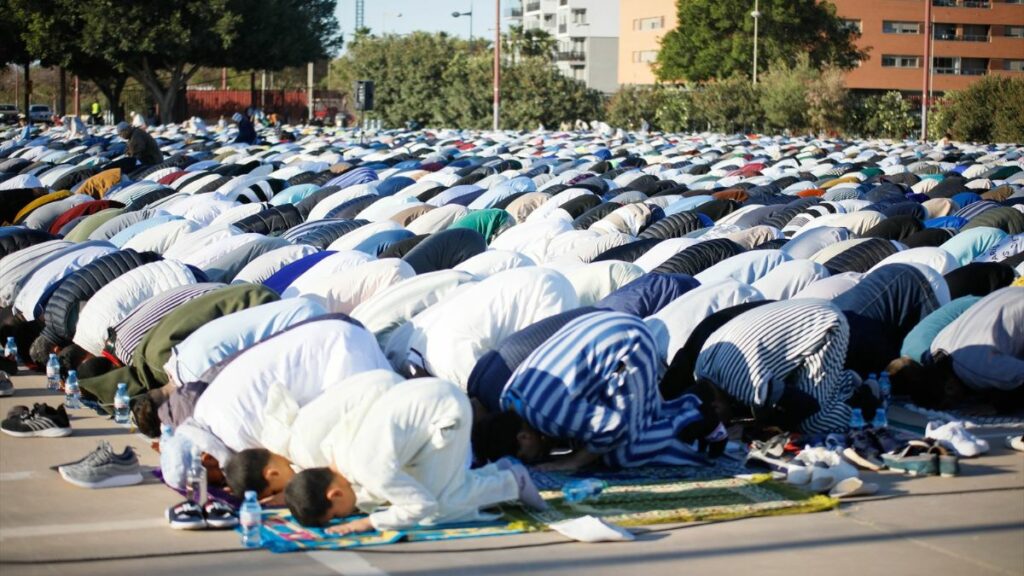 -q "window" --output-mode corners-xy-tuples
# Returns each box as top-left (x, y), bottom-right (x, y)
(842, 19), (862, 33)
(571, 66), (585, 80)
(633, 16), (665, 31)
(883, 21), (921, 34)
(933, 23), (957, 40)
(961, 24), (989, 41)
(571, 9), (586, 25)
(1005, 60), (1024, 71)
(882, 54), (921, 68)
(632, 50), (658, 63)
(1005, 25), (1024, 38)
(933, 56), (989, 75)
